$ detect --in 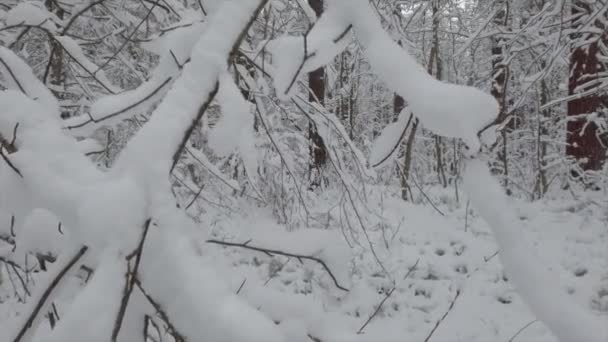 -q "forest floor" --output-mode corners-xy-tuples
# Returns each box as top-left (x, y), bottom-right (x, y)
(1, 187), (607, 342)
